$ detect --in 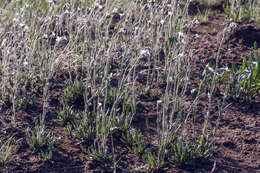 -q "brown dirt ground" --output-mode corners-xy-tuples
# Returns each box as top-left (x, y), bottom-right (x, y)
(187, 12), (260, 173)
(0, 3), (260, 173)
